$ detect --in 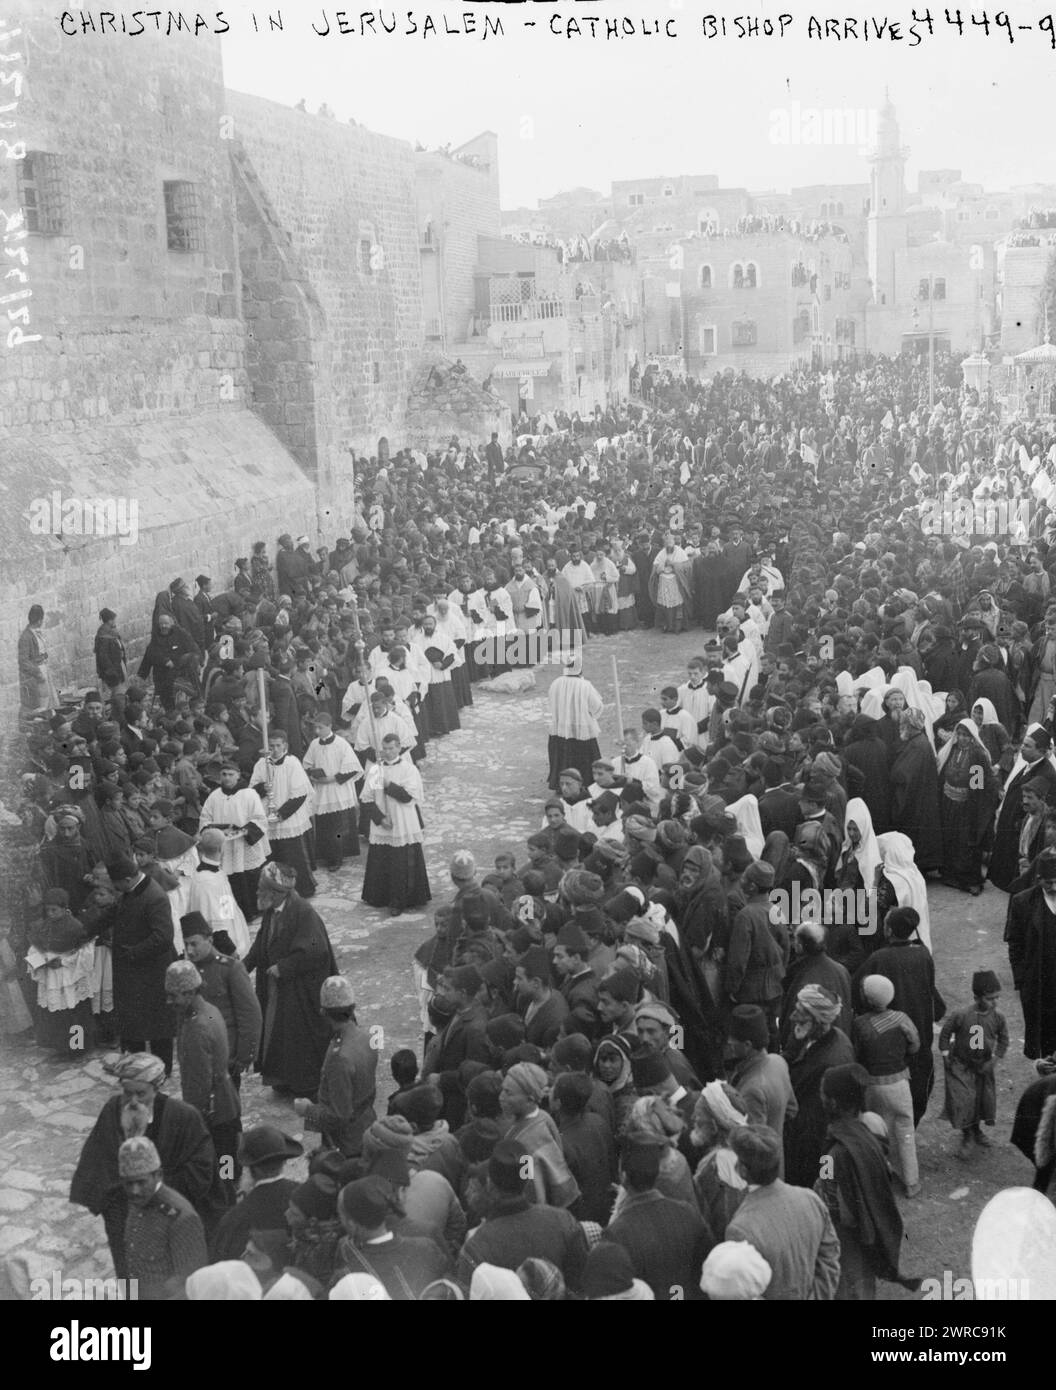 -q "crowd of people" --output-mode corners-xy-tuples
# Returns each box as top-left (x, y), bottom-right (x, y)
(695, 215), (850, 244)
(505, 229), (636, 264)
(5, 347), (1056, 1300)
(1018, 208), (1056, 231)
